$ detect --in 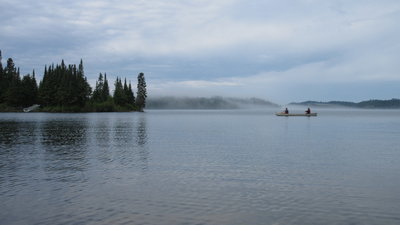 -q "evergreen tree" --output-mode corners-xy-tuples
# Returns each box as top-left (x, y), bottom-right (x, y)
(92, 73), (105, 102)
(73, 59), (91, 106)
(102, 73), (110, 101)
(113, 77), (126, 106)
(0, 50), (3, 75)
(92, 73), (111, 103)
(123, 78), (135, 107)
(4, 58), (16, 83)
(127, 82), (135, 105)
(2, 58), (21, 106)
(123, 78), (128, 93)
(31, 70), (38, 103)
(123, 78), (130, 103)
(4, 59), (22, 106)
(38, 65), (55, 106)
(78, 59), (84, 77)
(20, 71), (38, 107)
(0, 50), (4, 103)
(136, 72), (147, 111)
